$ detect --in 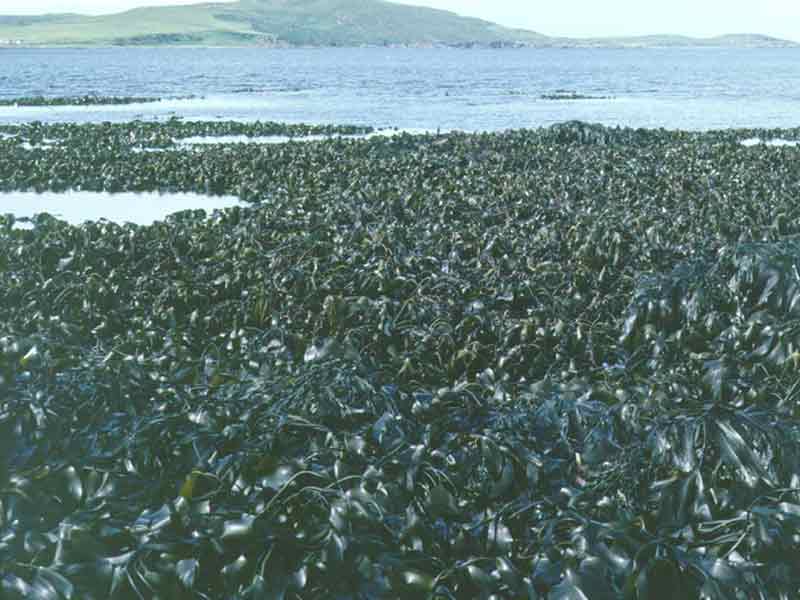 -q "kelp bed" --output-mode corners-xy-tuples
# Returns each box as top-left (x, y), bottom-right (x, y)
(0, 120), (373, 163)
(0, 96), (179, 107)
(2, 121), (800, 599)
